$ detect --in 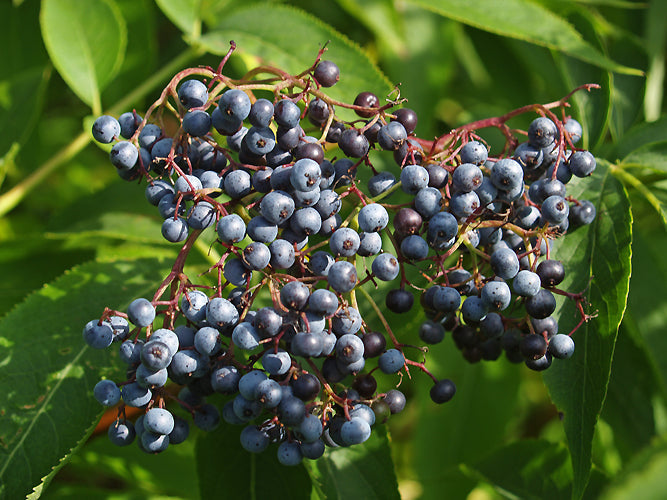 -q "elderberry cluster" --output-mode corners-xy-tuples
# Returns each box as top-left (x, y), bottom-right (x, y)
(84, 46), (596, 464)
